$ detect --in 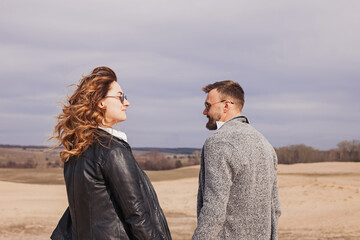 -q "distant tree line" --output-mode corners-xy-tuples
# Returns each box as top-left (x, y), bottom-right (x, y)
(1, 139), (359, 169)
(133, 150), (201, 170)
(0, 144), (50, 149)
(275, 140), (360, 164)
(133, 147), (201, 155)
(0, 147), (62, 169)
